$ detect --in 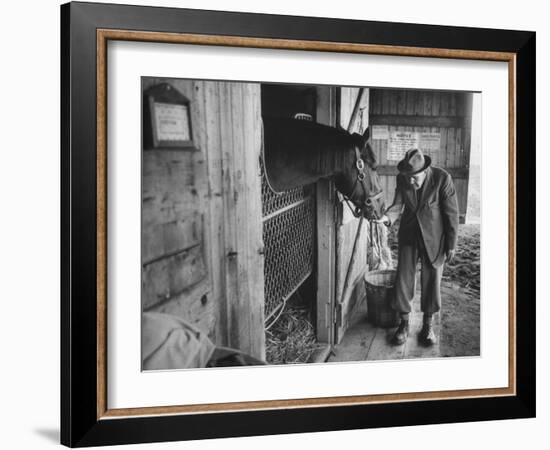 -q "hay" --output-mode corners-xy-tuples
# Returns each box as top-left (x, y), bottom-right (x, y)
(443, 224), (480, 293)
(387, 223), (480, 294)
(265, 305), (317, 365)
